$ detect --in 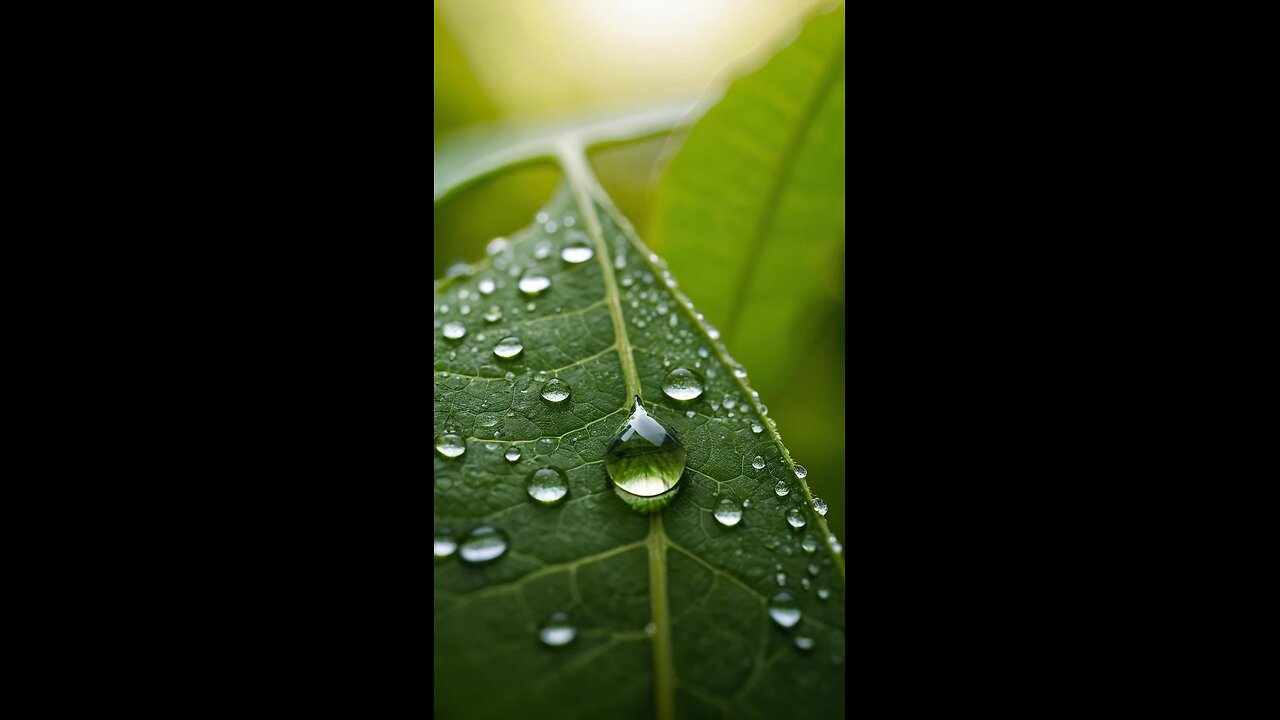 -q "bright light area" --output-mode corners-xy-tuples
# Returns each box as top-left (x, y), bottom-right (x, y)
(439, 0), (826, 120)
